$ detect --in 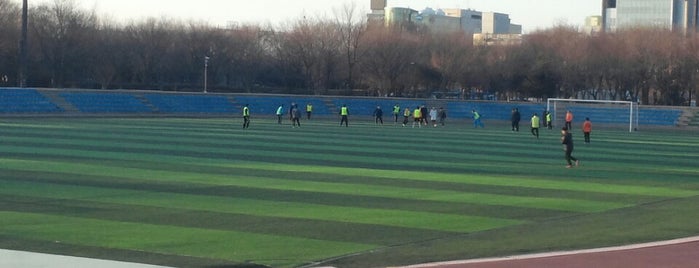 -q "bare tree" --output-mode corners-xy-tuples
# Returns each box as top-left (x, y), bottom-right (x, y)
(30, 0), (97, 87)
(0, 0), (20, 86)
(360, 27), (421, 97)
(335, 2), (367, 91)
(428, 31), (473, 90)
(2, 0), (698, 103)
(279, 17), (342, 94)
(220, 24), (270, 92)
(122, 18), (175, 89)
(87, 21), (124, 89)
